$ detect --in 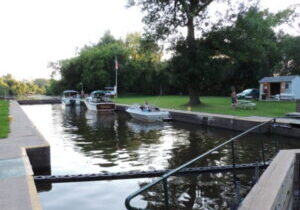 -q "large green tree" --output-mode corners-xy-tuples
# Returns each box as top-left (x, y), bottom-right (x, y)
(208, 8), (280, 91)
(49, 32), (165, 95)
(123, 33), (166, 94)
(128, 0), (253, 104)
(277, 35), (300, 75)
(0, 74), (45, 96)
(187, 7), (294, 94)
